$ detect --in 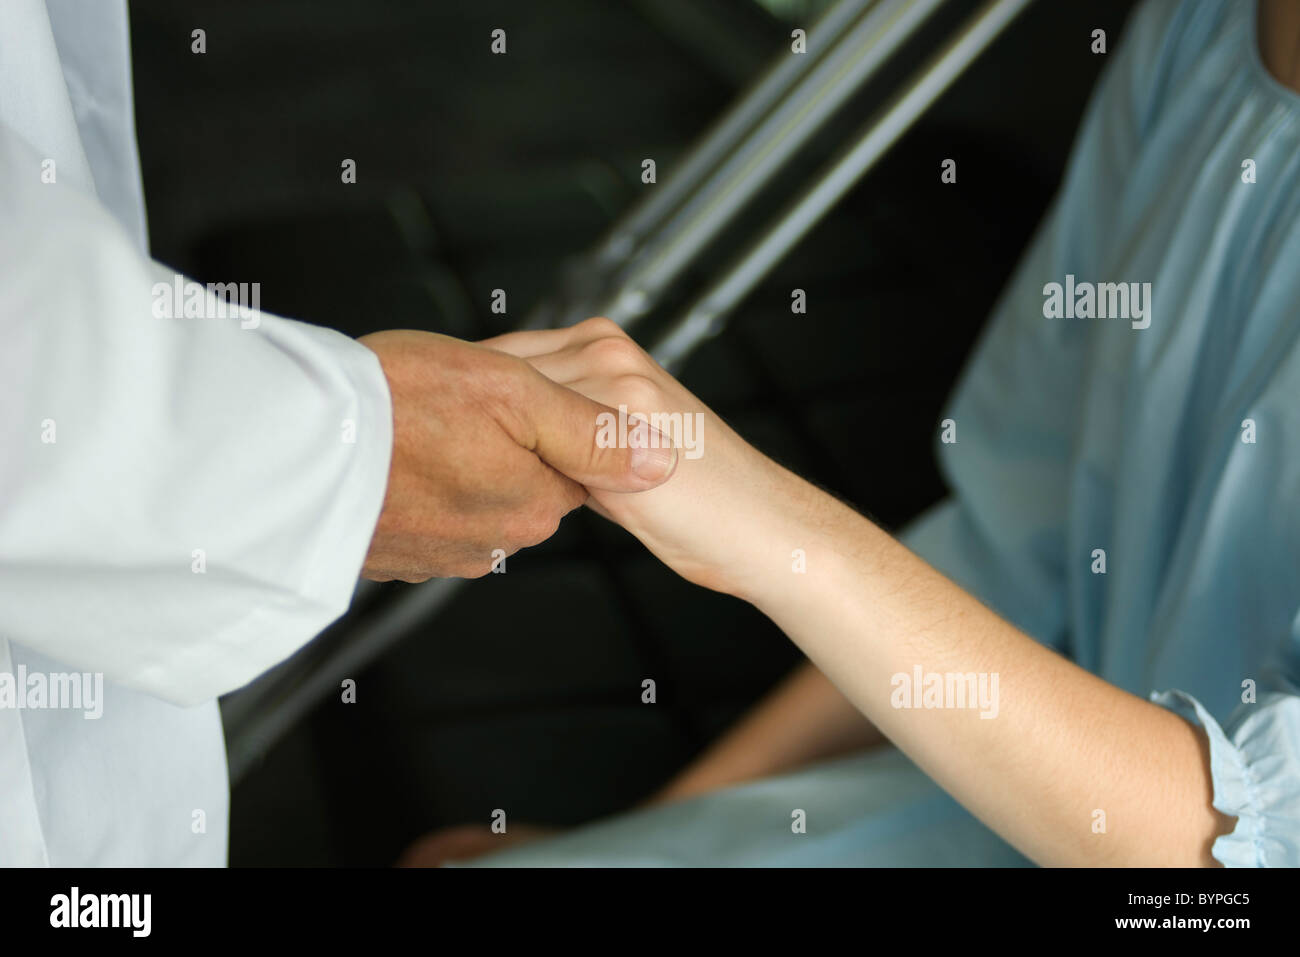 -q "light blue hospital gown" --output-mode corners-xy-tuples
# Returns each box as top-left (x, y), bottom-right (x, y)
(471, 0), (1300, 866)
